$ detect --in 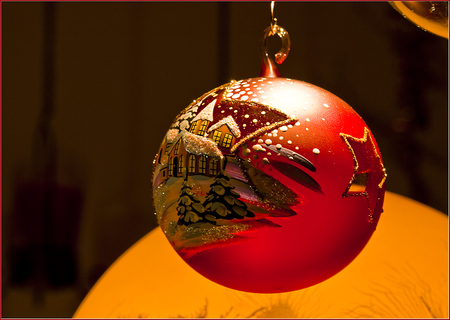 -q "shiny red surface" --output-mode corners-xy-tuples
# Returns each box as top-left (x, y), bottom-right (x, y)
(154, 77), (386, 293)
